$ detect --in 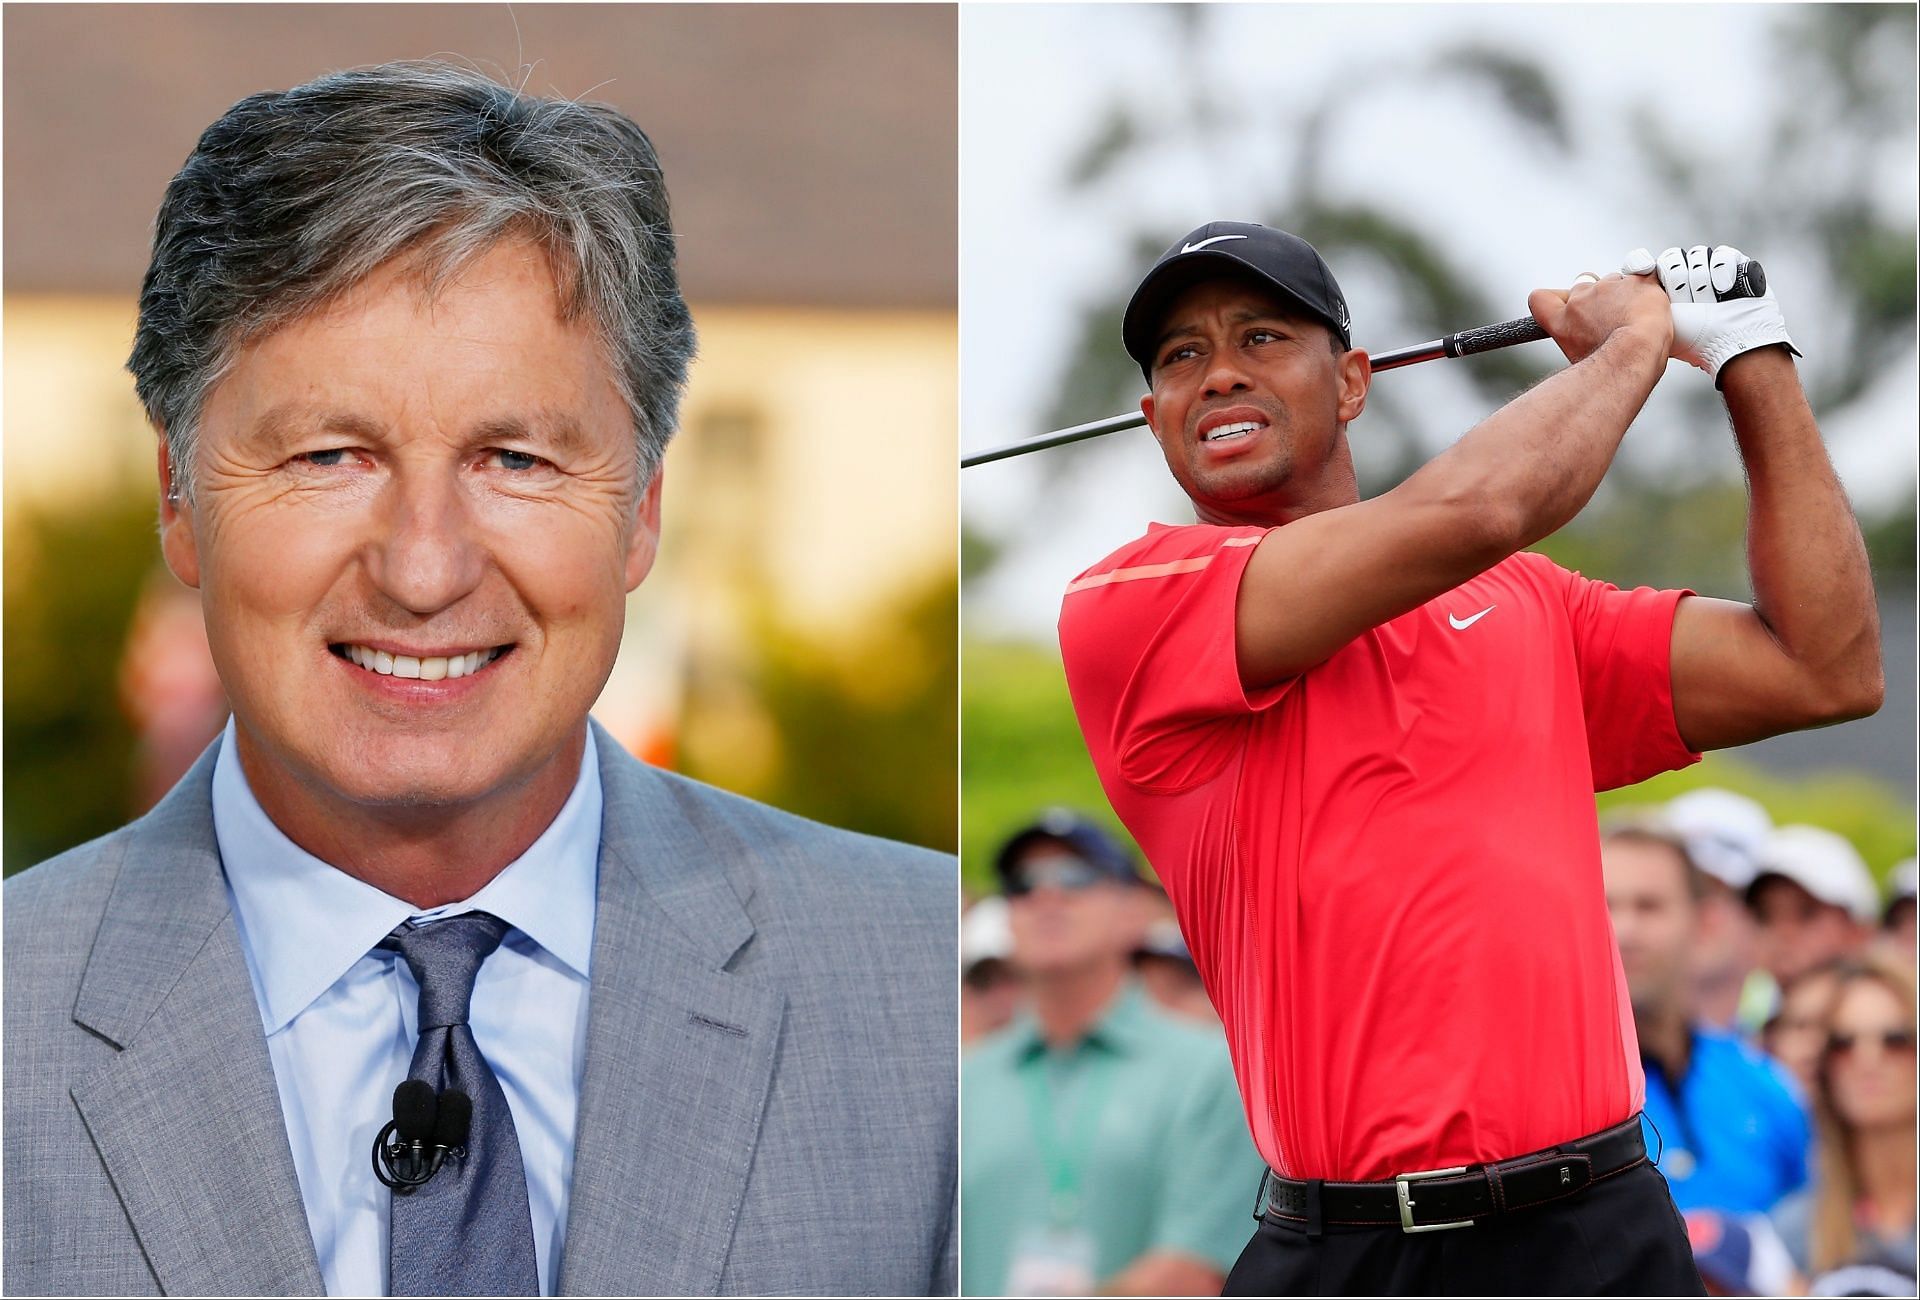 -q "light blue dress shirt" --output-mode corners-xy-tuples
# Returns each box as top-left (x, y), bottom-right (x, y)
(212, 719), (600, 1297)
